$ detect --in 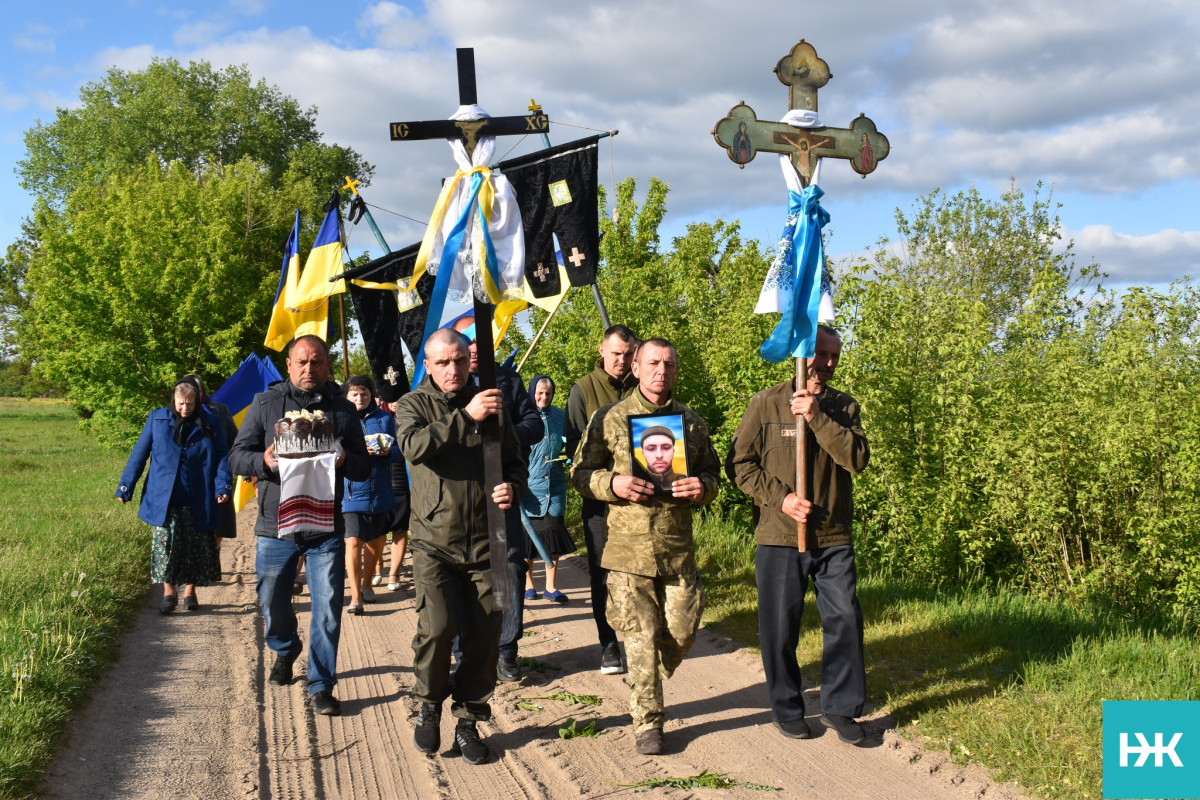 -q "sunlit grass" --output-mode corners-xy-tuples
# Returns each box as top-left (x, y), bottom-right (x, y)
(0, 399), (148, 799)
